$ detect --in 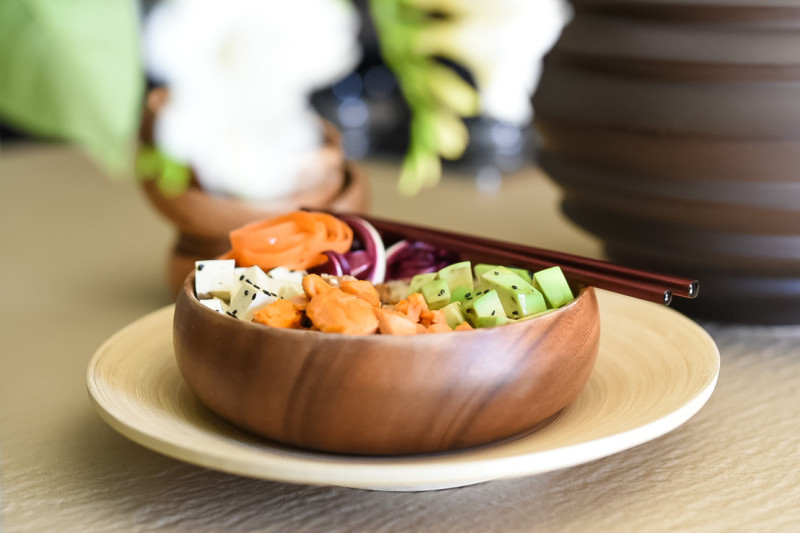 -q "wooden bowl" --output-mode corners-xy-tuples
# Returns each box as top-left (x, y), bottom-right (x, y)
(173, 274), (601, 455)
